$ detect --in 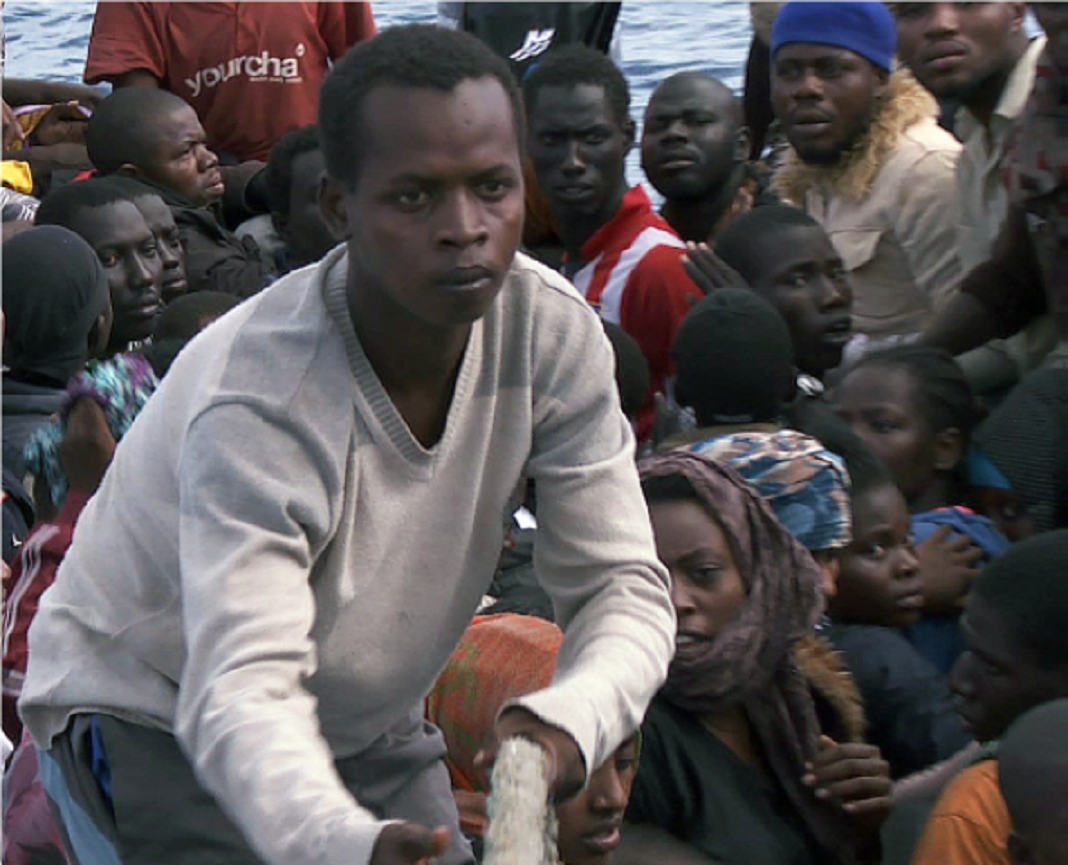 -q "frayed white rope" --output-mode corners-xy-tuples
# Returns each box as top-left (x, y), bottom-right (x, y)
(484, 738), (558, 865)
